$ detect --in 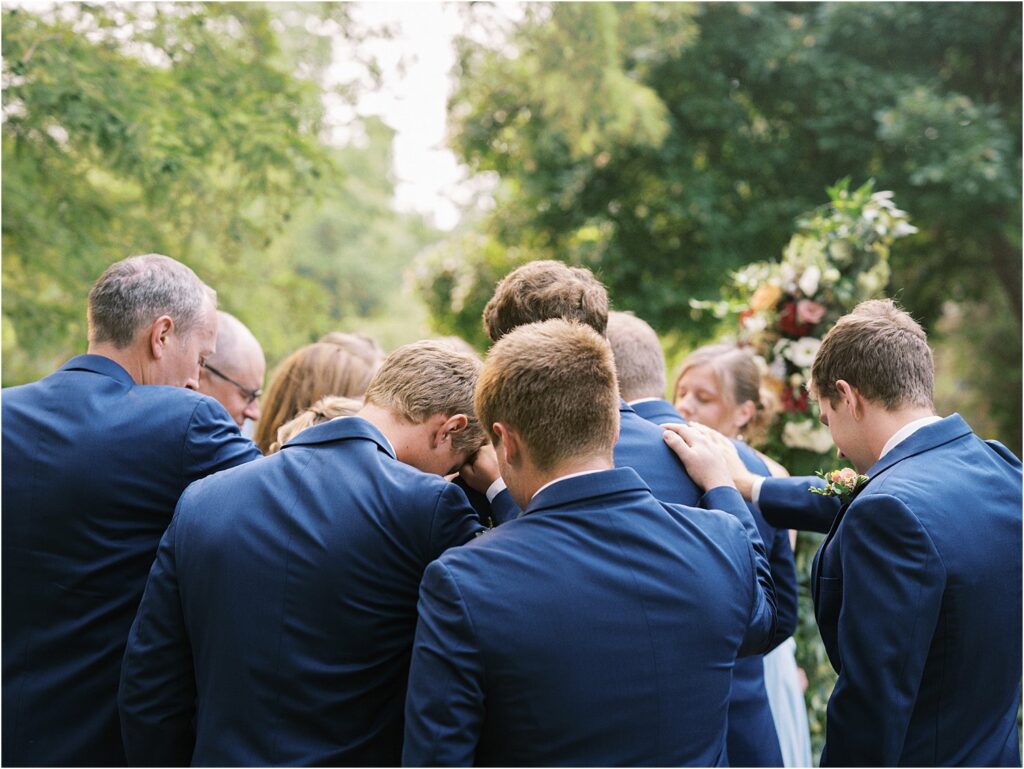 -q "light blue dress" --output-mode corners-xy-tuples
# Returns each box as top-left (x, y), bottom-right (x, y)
(763, 637), (813, 767)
